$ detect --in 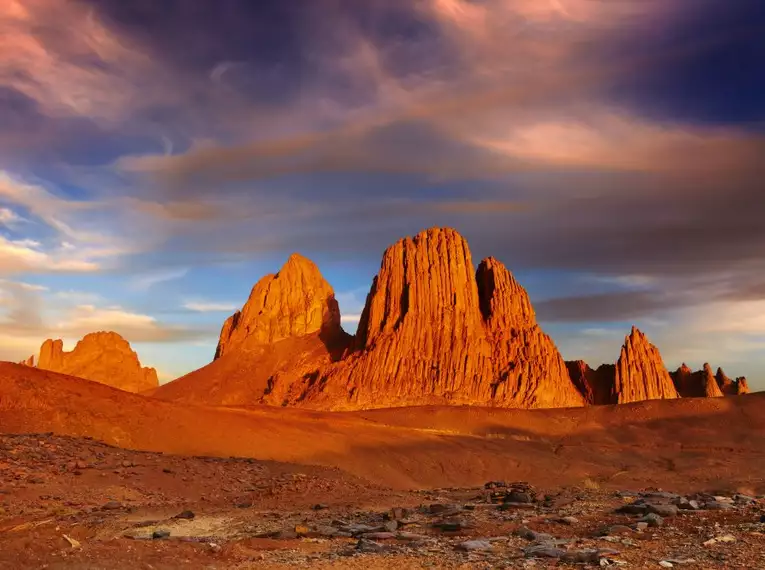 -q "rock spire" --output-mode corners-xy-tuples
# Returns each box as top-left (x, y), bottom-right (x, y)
(612, 327), (679, 404)
(215, 253), (343, 359)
